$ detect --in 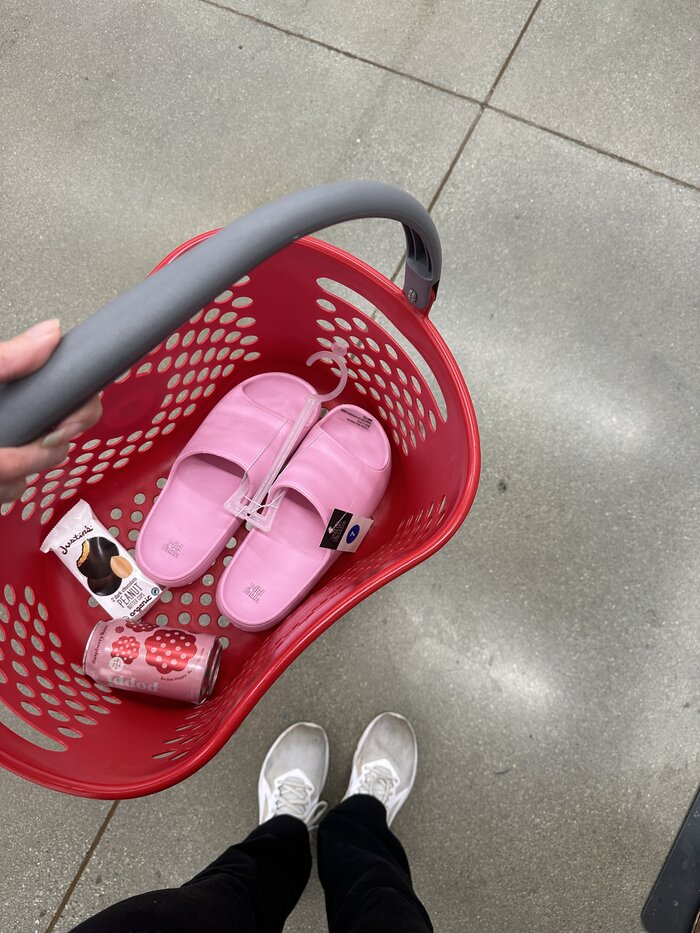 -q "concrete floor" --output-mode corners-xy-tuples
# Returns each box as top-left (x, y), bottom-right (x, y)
(1, 1), (699, 931)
